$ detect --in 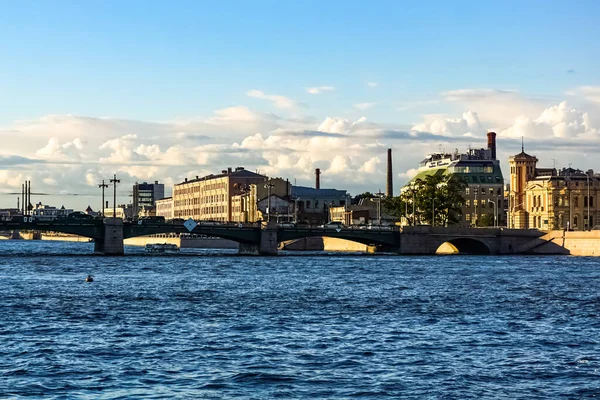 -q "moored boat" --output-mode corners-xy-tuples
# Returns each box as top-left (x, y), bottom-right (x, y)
(145, 243), (180, 253)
